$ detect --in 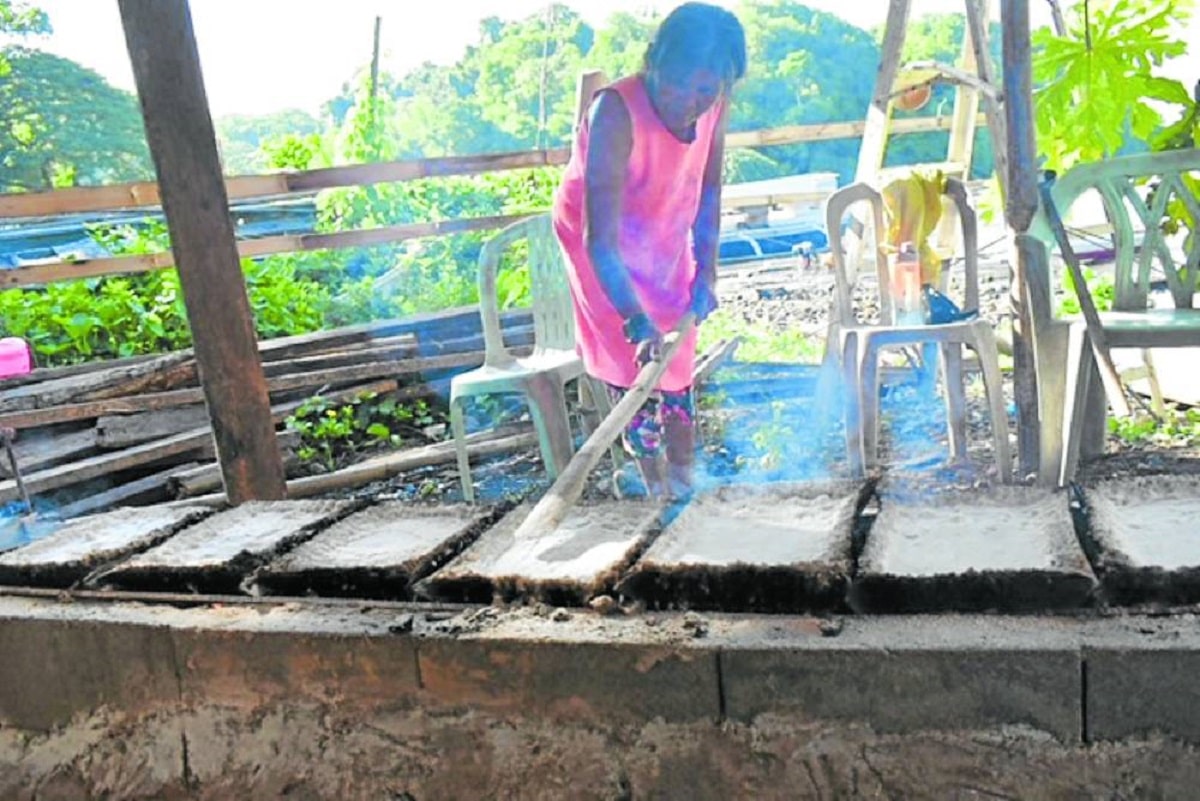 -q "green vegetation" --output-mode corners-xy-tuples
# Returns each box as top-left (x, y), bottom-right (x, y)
(286, 392), (446, 472)
(698, 308), (823, 363)
(1110, 406), (1200, 447)
(1032, 0), (1194, 172)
